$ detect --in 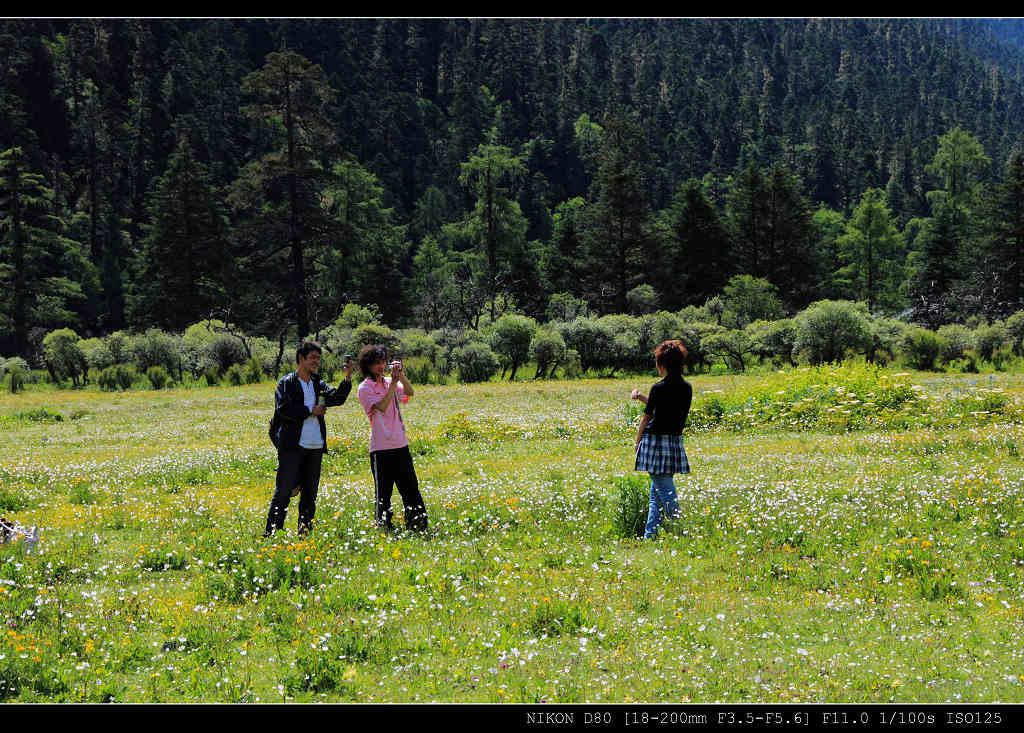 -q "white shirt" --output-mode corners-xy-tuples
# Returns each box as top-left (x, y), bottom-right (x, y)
(298, 377), (324, 449)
